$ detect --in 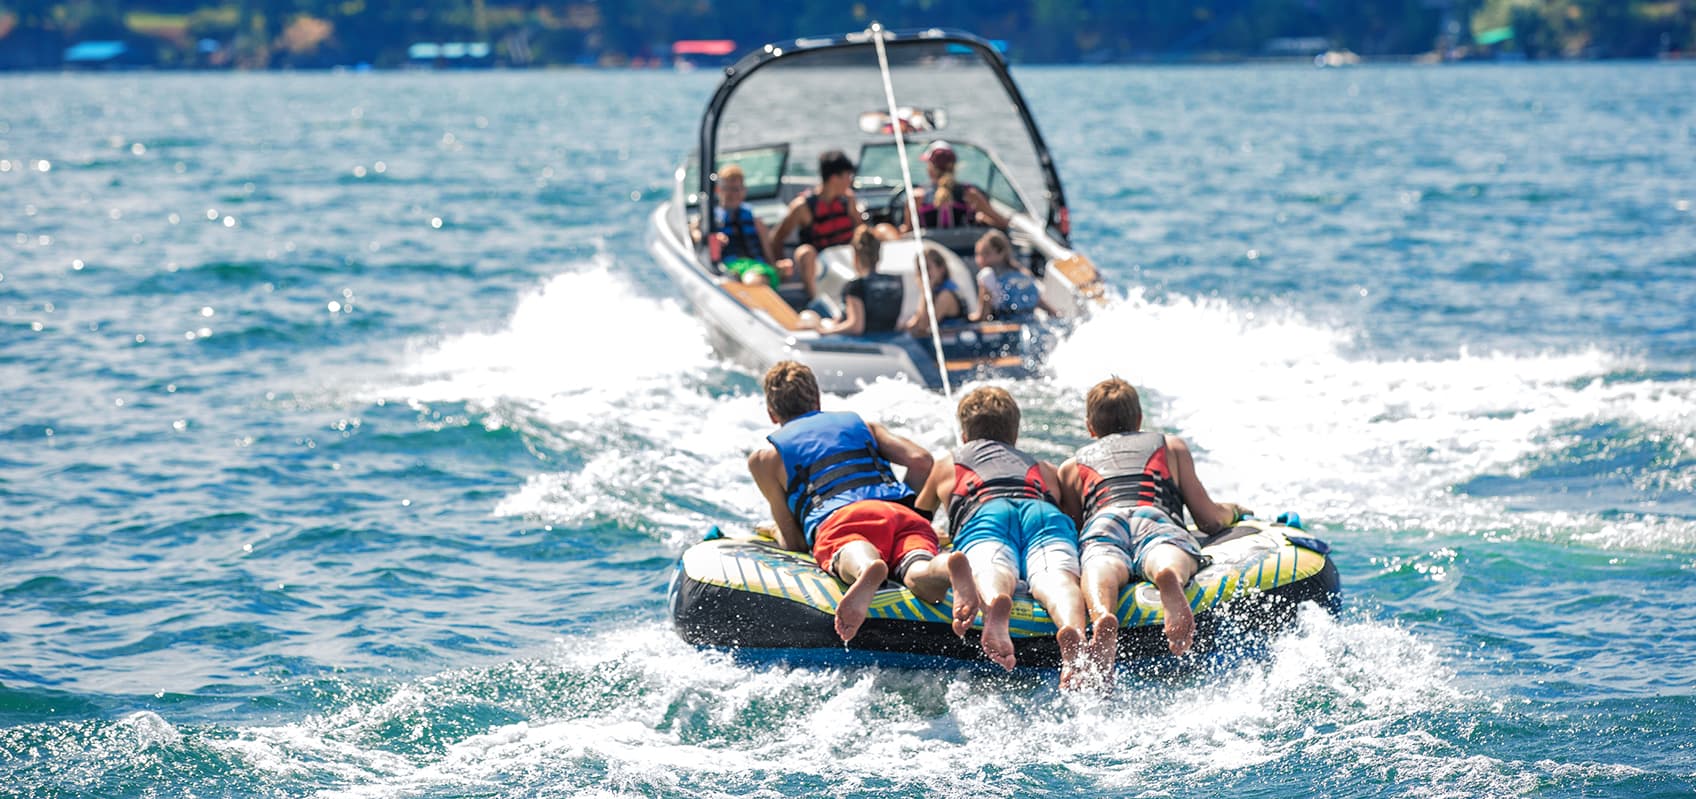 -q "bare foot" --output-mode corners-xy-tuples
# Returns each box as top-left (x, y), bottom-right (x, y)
(980, 595), (1016, 670)
(1160, 587), (1195, 656)
(835, 560), (889, 643)
(942, 553), (980, 637)
(1056, 625), (1085, 690)
(1086, 612), (1119, 678)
